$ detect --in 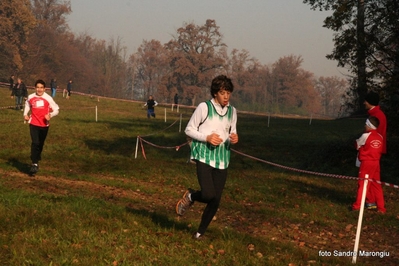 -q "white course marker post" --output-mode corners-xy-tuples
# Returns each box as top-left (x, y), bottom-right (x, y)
(171, 104), (174, 112)
(177, 104), (179, 113)
(134, 137), (139, 159)
(95, 106), (98, 122)
(268, 113), (270, 128)
(164, 108), (167, 122)
(352, 174), (369, 264)
(309, 113), (313, 125)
